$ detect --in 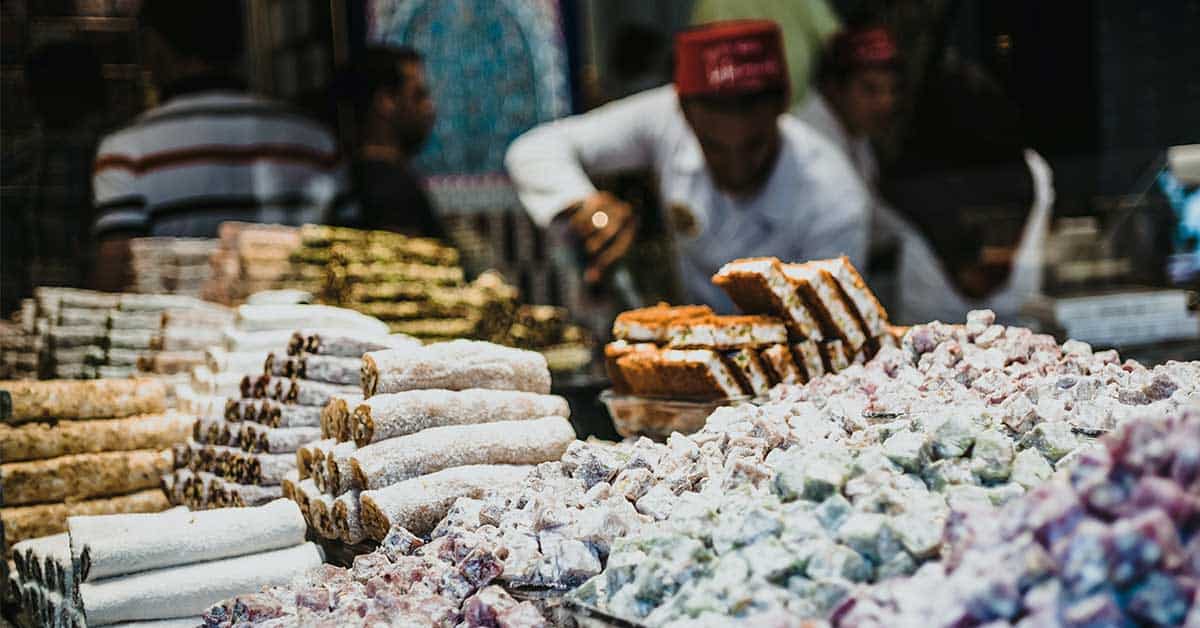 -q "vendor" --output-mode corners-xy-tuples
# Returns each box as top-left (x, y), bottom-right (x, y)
(505, 20), (869, 310)
(340, 46), (445, 238)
